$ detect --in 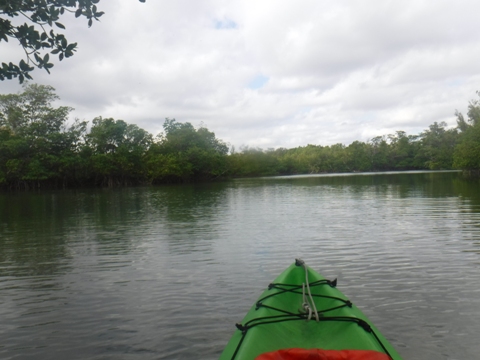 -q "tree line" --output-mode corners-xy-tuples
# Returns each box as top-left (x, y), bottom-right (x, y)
(1, 84), (479, 190)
